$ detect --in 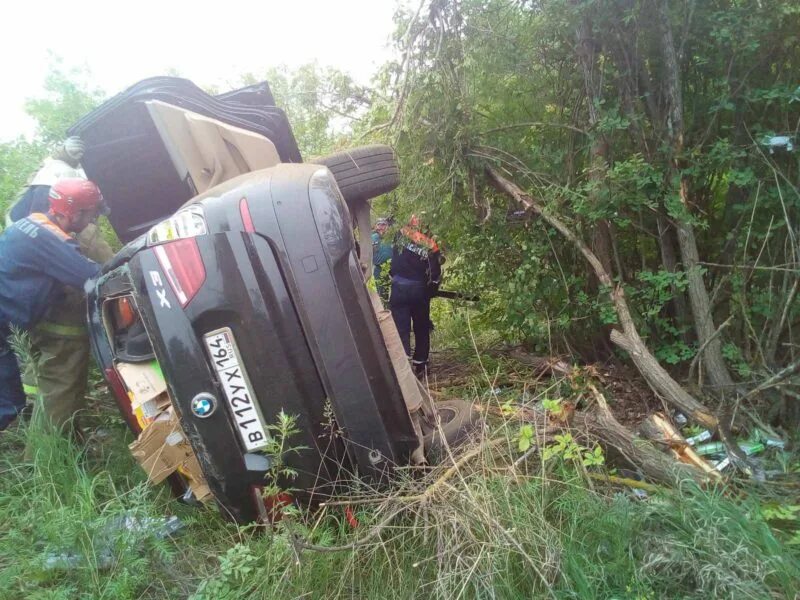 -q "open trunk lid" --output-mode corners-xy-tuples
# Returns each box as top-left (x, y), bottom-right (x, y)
(68, 77), (300, 242)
